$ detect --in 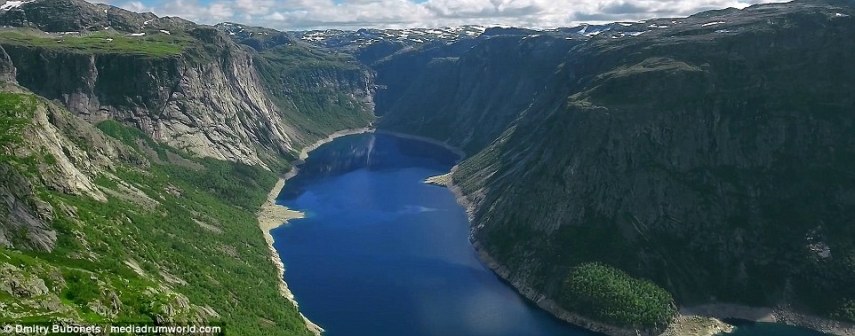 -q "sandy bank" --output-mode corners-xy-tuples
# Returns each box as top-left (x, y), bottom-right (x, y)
(257, 127), (374, 336)
(661, 315), (733, 336)
(681, 304), (855, 336)
(423, 173), (451, 186)
(257, 178), (323, 336)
